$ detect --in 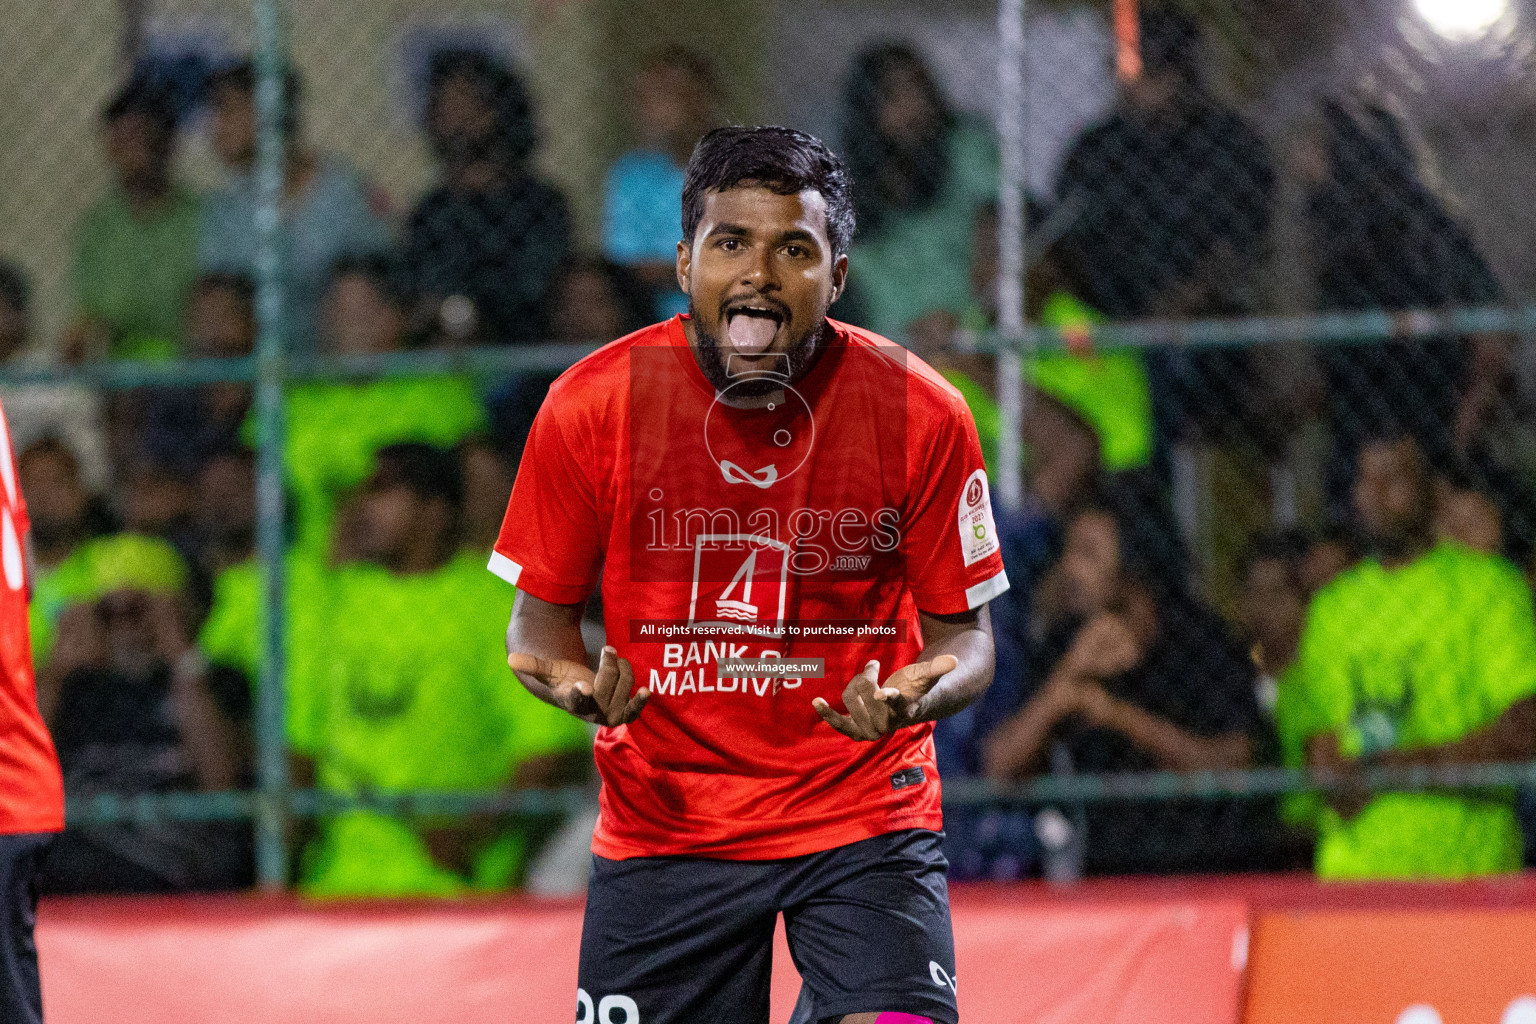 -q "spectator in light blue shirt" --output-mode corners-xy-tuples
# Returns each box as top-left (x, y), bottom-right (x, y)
(601, 47), (721, 321)
(199, 61), (393, 352)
